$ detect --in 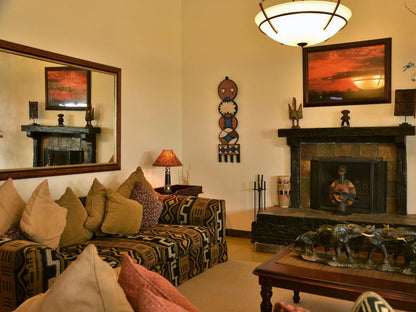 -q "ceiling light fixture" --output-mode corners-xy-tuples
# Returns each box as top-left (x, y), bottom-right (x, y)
(254, 0), (352, 47)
